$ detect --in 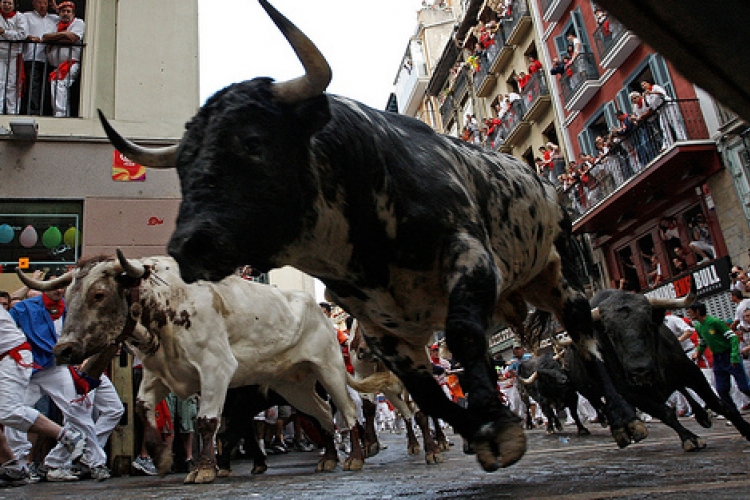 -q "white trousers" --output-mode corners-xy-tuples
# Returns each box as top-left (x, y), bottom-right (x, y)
(0, 350), (41, 431)
(0, 54), (19, 115)
(91, 374), (125, 450)
(50, 62), (80, 118)
(6, 365), (106, 468)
